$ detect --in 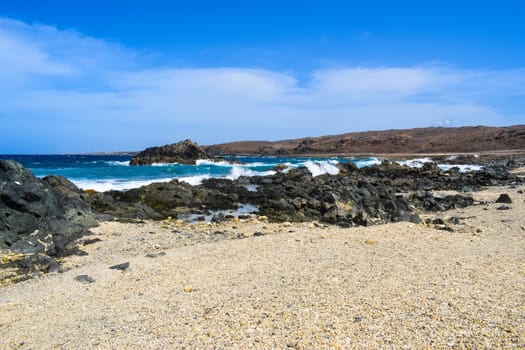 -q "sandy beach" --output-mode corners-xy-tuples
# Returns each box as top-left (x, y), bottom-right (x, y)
(3, 1), (525, 348)
(1, 184), (524, 349)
